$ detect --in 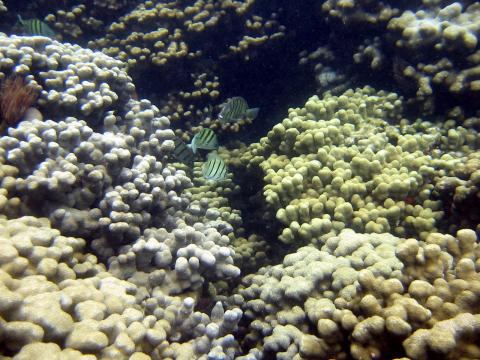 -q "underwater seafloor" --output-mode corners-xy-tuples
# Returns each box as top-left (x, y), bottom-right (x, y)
(0, 0), (480, 359)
